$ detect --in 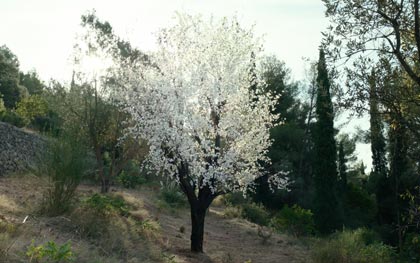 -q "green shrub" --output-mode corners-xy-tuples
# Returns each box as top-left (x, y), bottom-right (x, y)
(70, 193), (129, 239)
(241, 203), (270, 226)
(0, 96), (5, 114)
(311, 228), (395, 263)
(0, 218), (21, 260)
(117, 169), (146, 189)
(84, 193), (129, 217)
(270, 205), (315, 237)
(224, 192), (248, 207)
(400, 233), (420, 262)
(344, 183), (377, 228)
(0, 109), (26, 127)
(15, 94), (48, 126)
(223, 206), (242, 219)
(160, 184), (187, 208)
(26, 240), (74, 263)
(38, 135), (89, 216)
